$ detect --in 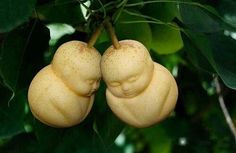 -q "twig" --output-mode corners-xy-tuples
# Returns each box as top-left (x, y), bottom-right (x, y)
(214, 76), (236, 143)
(87, 24), (104, 48)
(113, 0), (128, 23)
(122, 9), (180, 31)
(125, 0), (236, 29)
(96, 0), (106, 18)
(125, 0), (200, 7)
(104, 18), (121, 49)
(76, 0), (93, 16)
